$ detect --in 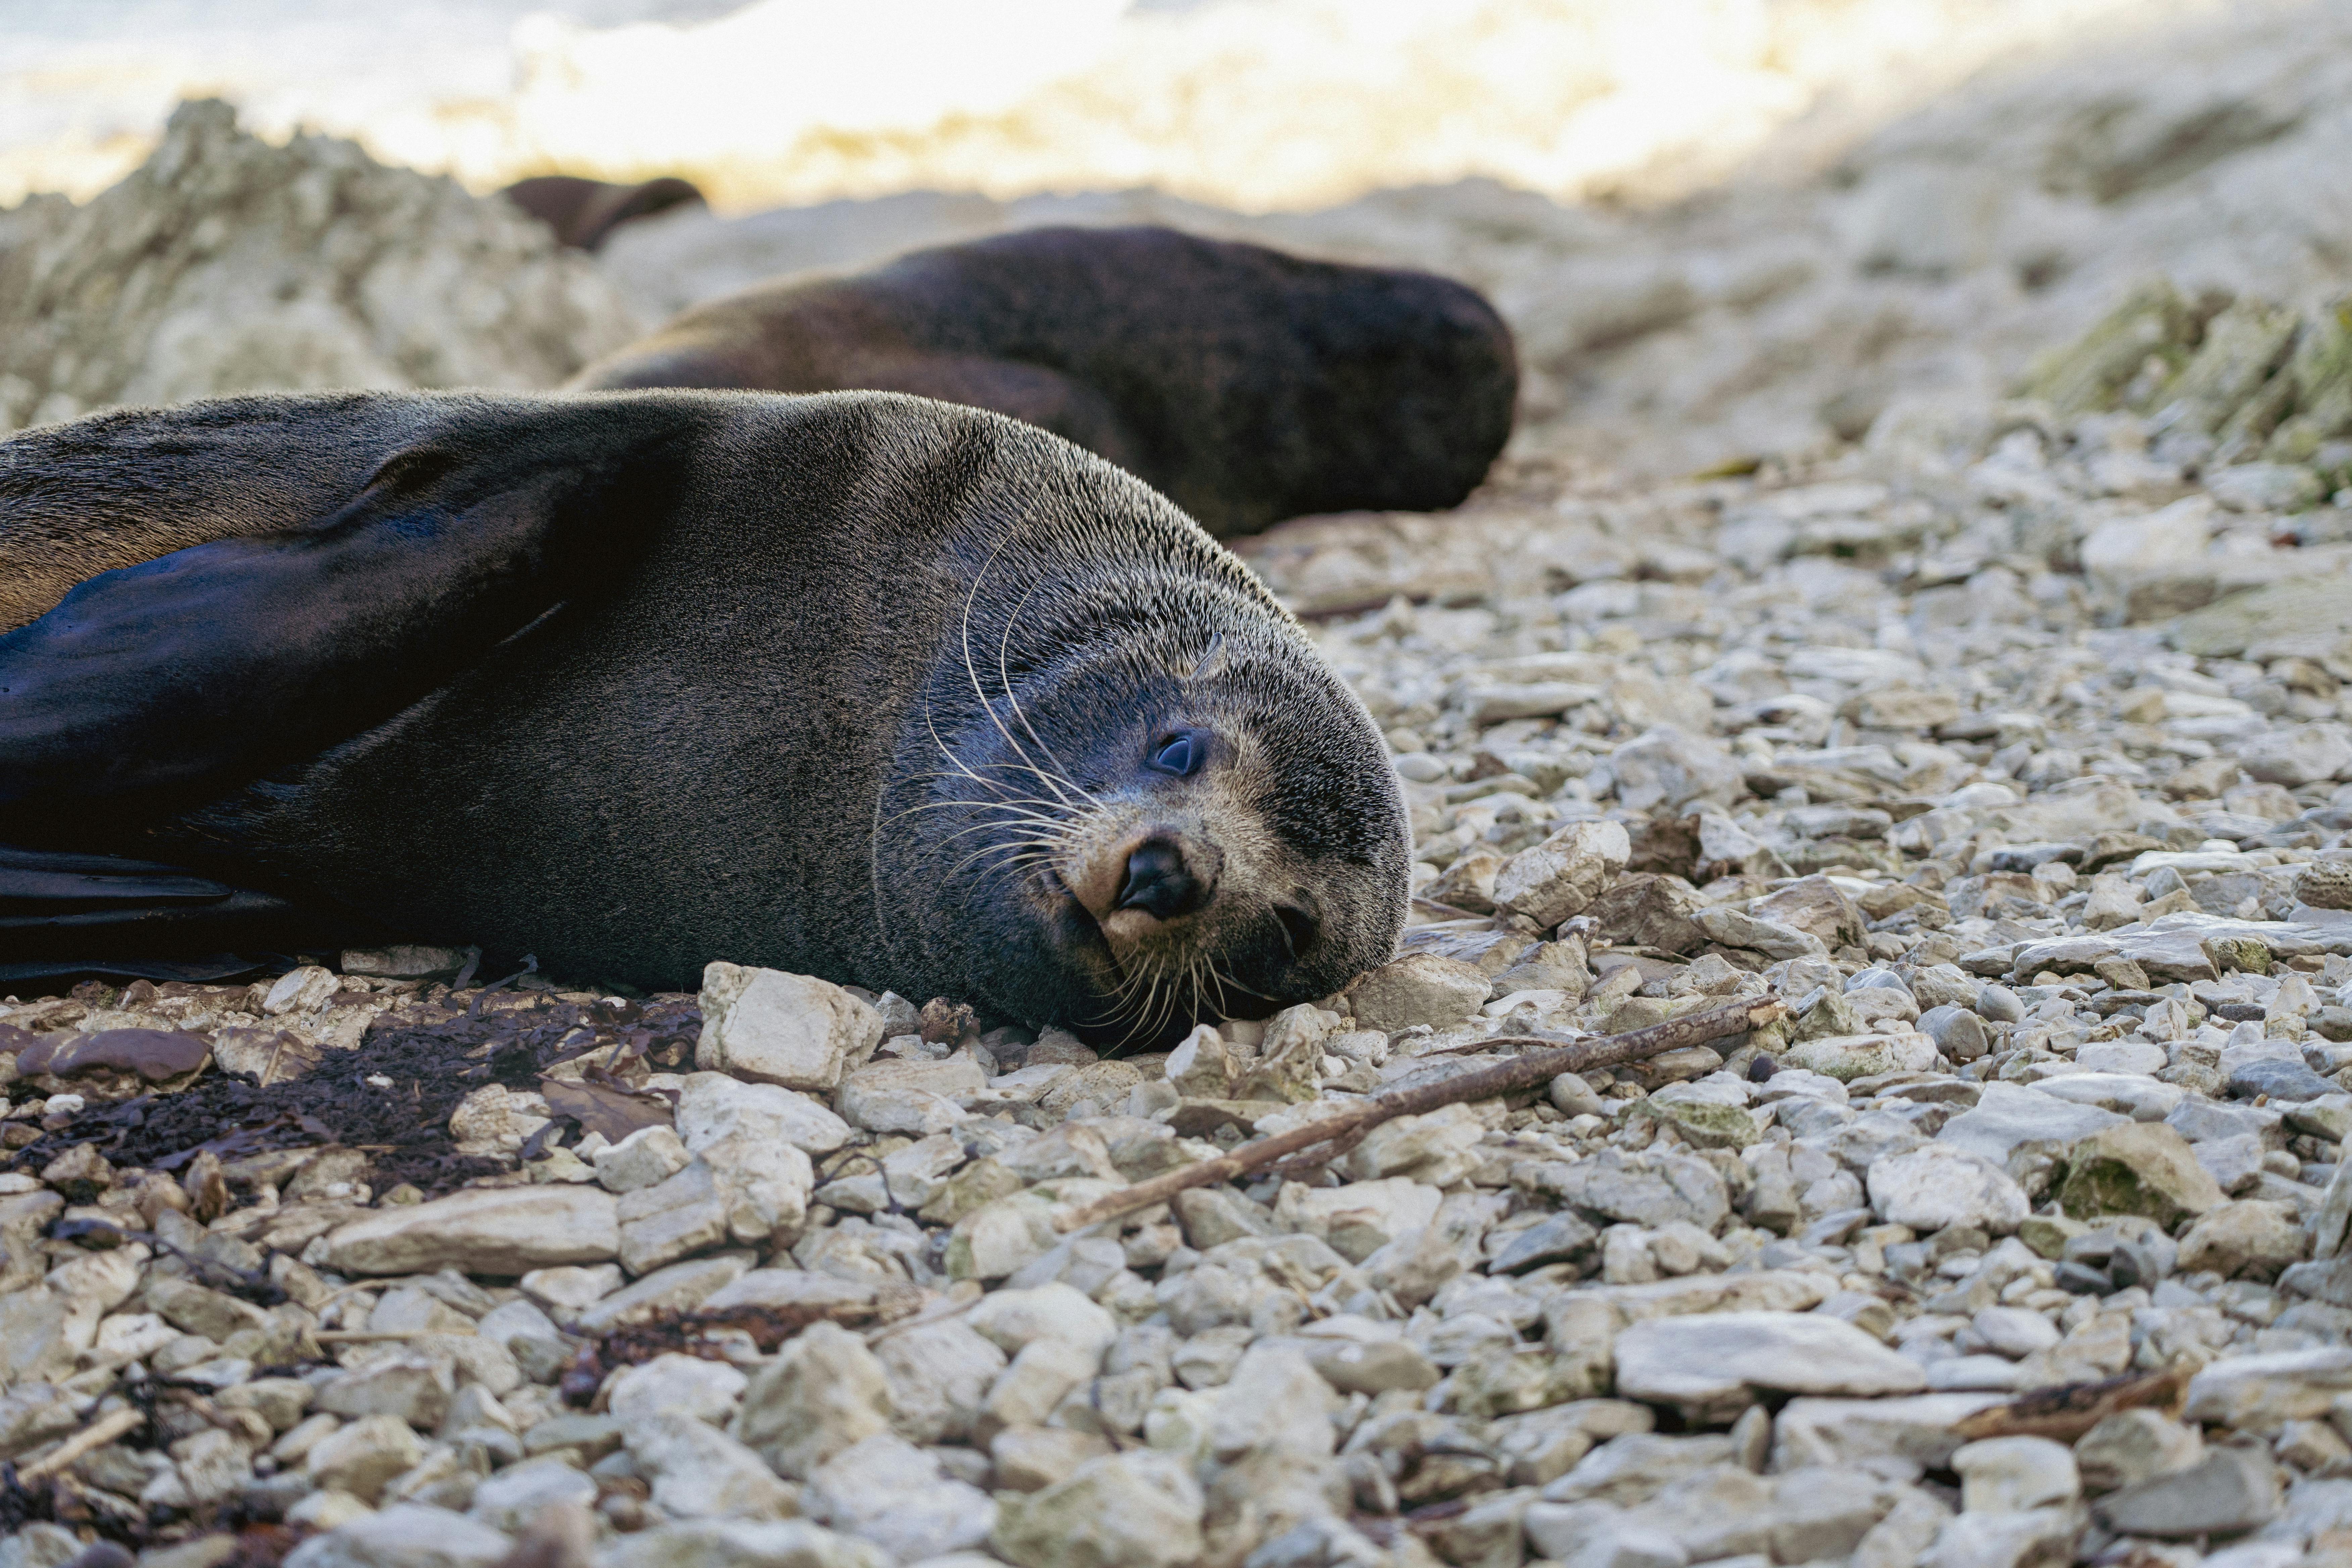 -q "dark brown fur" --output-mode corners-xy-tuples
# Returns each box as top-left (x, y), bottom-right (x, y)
(573, 225), (1517, 537)
(500, 175), (705, 251)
